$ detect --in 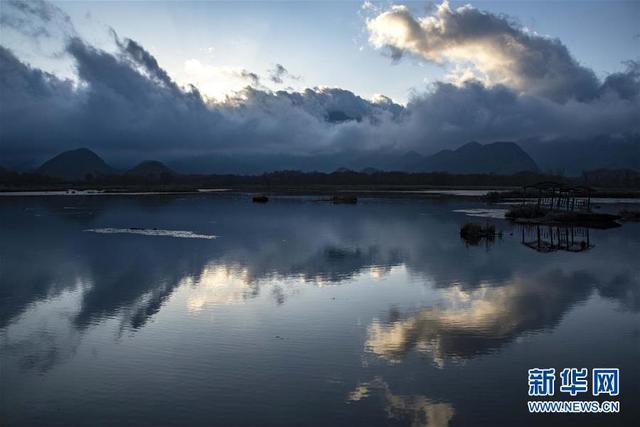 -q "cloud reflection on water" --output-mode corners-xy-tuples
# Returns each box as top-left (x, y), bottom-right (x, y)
(348, 378), (455, 427)
(184, 265), (254, 311)
(366, 270), (595, 366)
(1, 196), (639, 373)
